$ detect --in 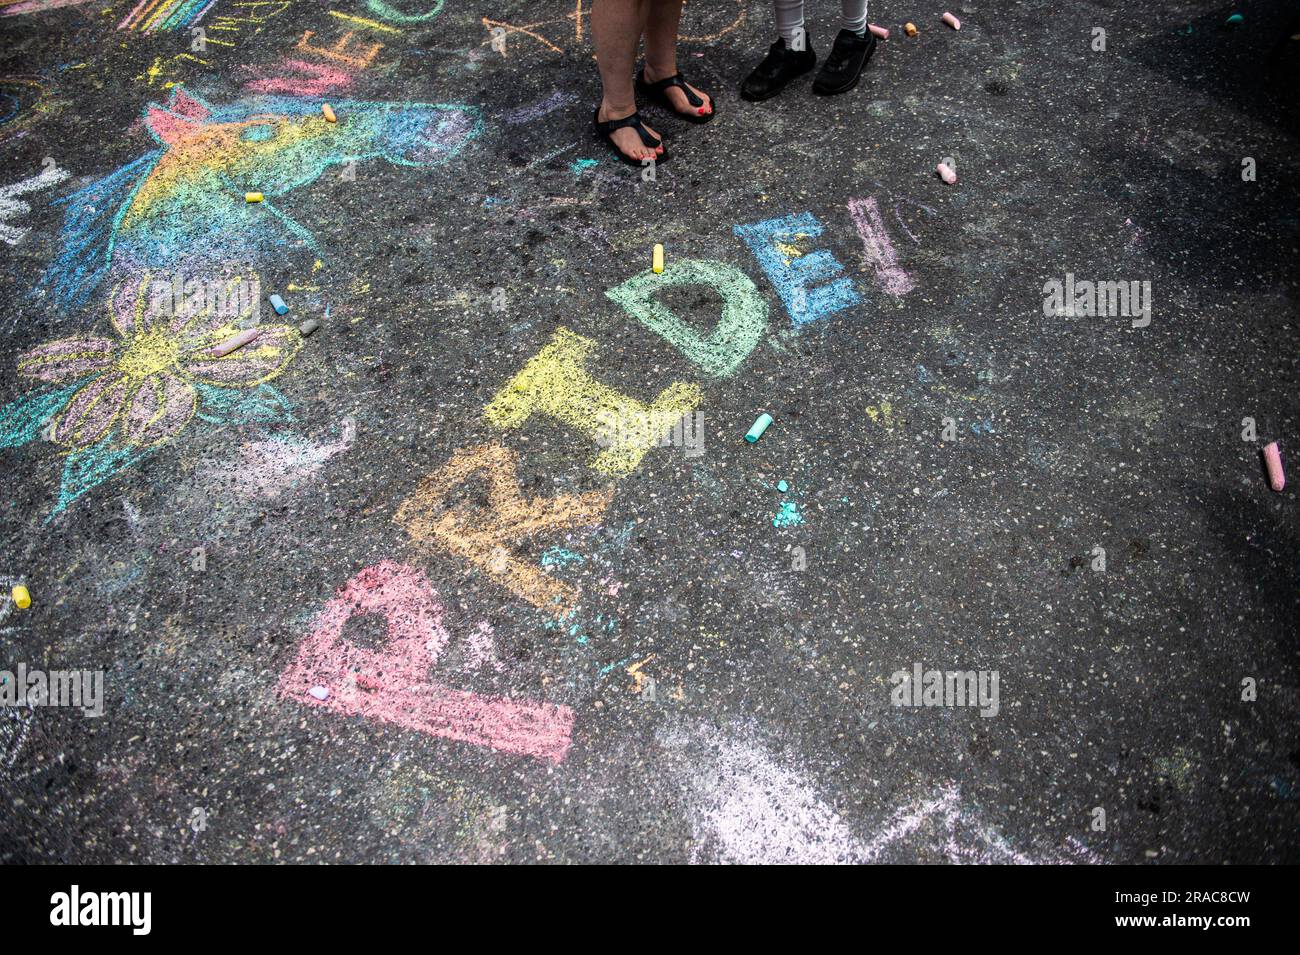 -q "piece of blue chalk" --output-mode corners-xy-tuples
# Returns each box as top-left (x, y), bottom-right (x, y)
(269, 294), (288, 315)
(745, 413), (773, 443)
(777, 480), (789, 493)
